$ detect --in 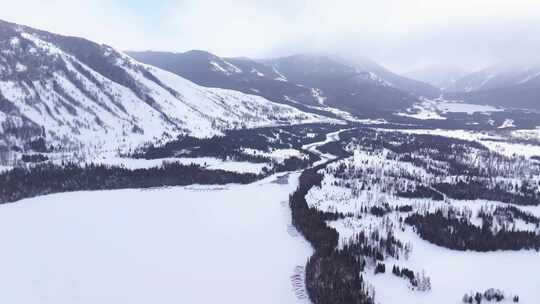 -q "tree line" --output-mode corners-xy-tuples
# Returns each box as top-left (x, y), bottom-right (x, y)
(0, 162), (261, 204)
